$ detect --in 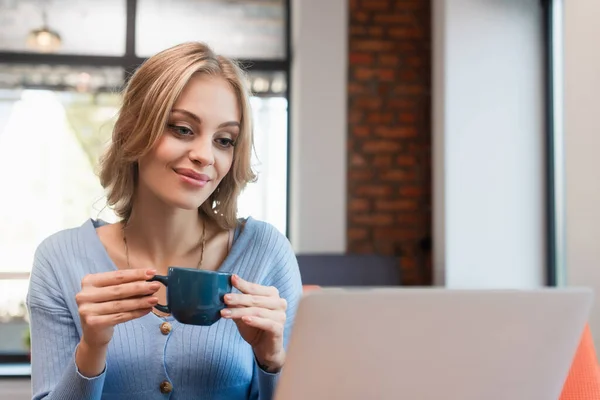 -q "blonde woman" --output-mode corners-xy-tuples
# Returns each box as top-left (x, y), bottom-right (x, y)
(26, 42), (302, 400)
